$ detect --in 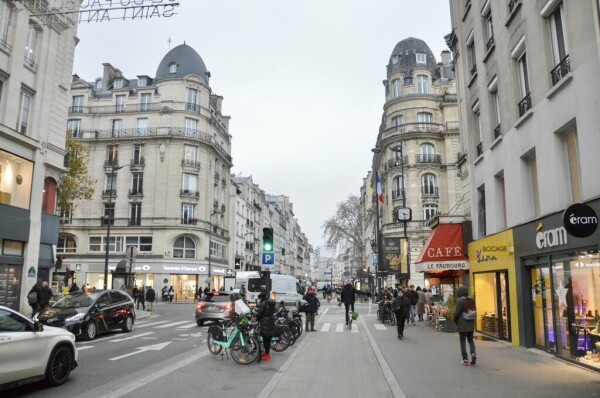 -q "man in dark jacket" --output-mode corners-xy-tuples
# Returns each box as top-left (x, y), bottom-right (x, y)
(392, 290), (411, 339)
(146, 286), (156, 312)
(38, 281), (53, 311)
(302, 287), (320, 331)
(255, 297), (276, 361)
(340, 281), (370, 325)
